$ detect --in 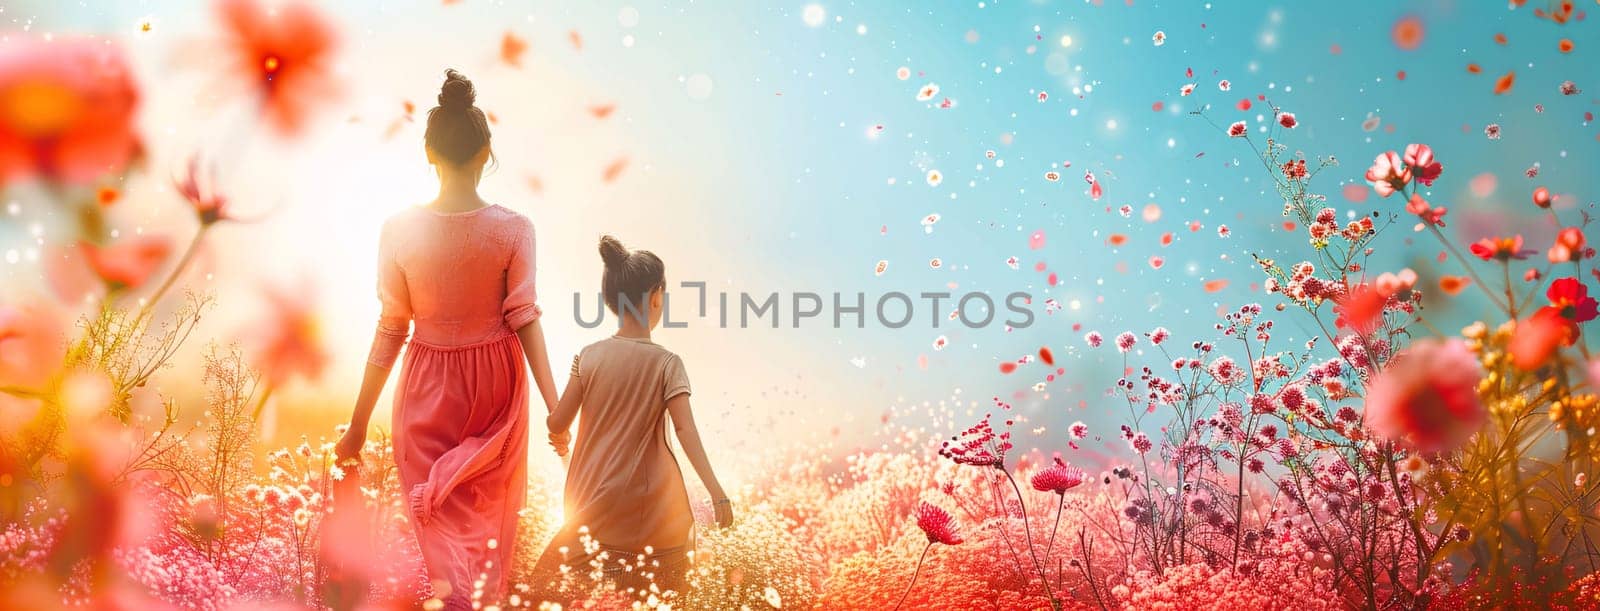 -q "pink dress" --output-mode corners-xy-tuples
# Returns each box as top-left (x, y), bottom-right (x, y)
(366, 204), (541, 609)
